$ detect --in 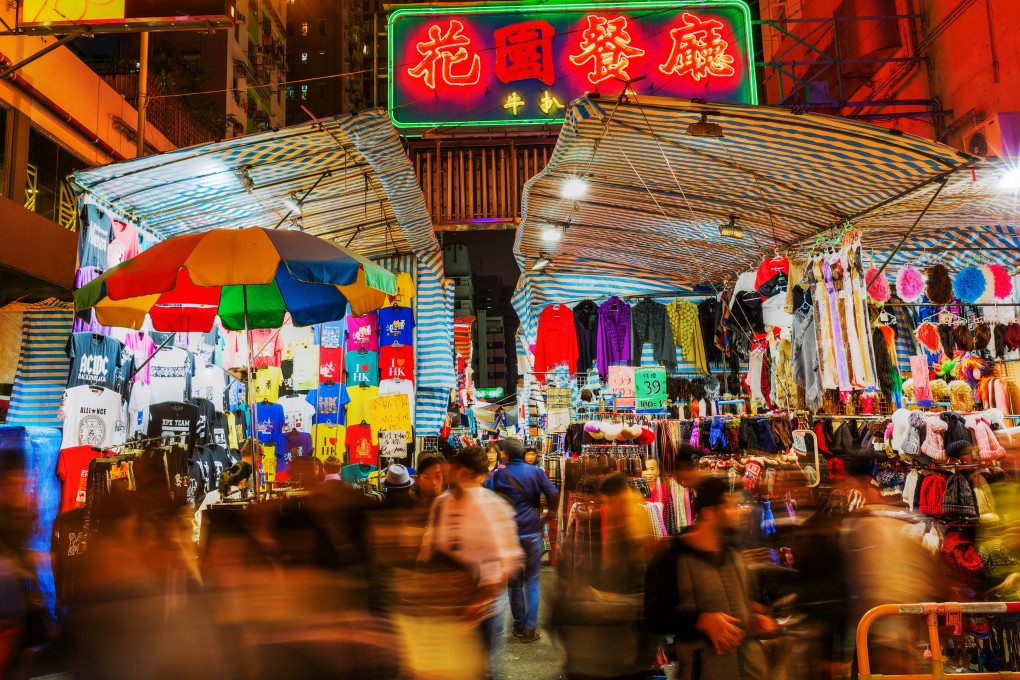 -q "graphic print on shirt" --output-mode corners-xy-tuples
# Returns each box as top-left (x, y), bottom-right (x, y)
(350, 324), (373, 348)
(346, 352), (378, 385)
